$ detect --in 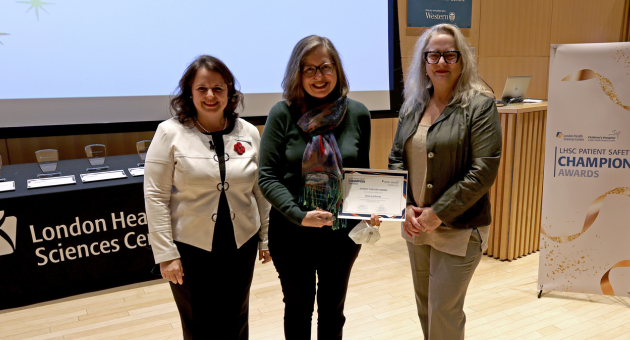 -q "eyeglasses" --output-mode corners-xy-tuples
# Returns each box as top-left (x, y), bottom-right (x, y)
(302, 62), (335, 77)
(424, 50), (461, 64)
